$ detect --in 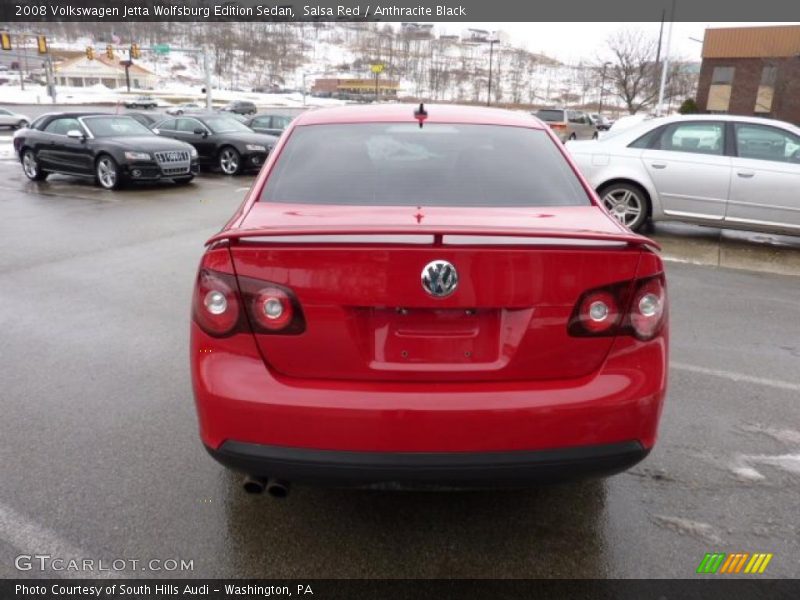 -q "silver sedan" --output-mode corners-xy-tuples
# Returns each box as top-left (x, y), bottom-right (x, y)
(567, 114), (800, 236)
(0, 107), (30, 130)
